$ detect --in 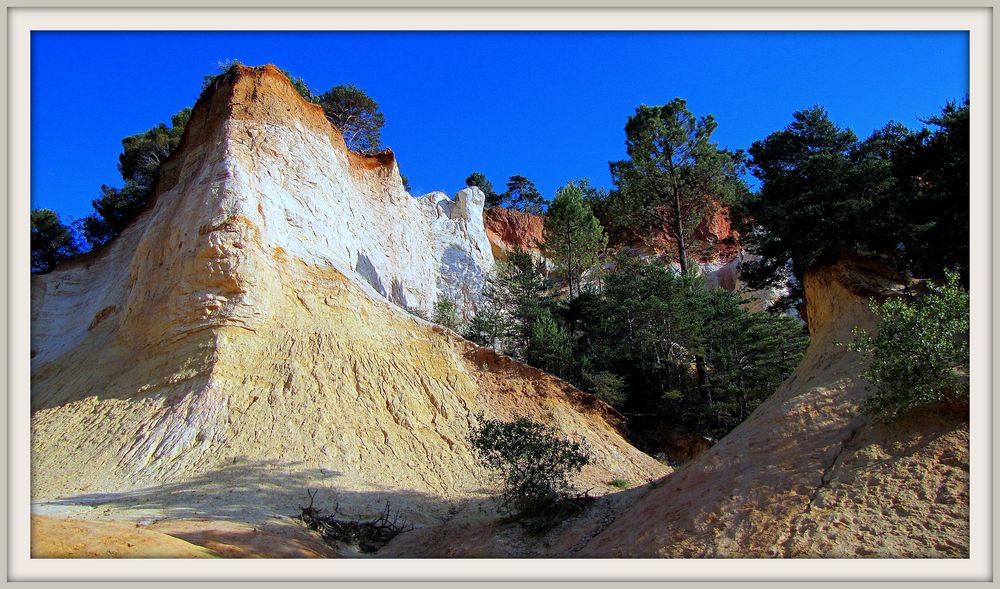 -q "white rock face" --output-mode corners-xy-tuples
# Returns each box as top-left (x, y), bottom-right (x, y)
(227, 116), (493, 317)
